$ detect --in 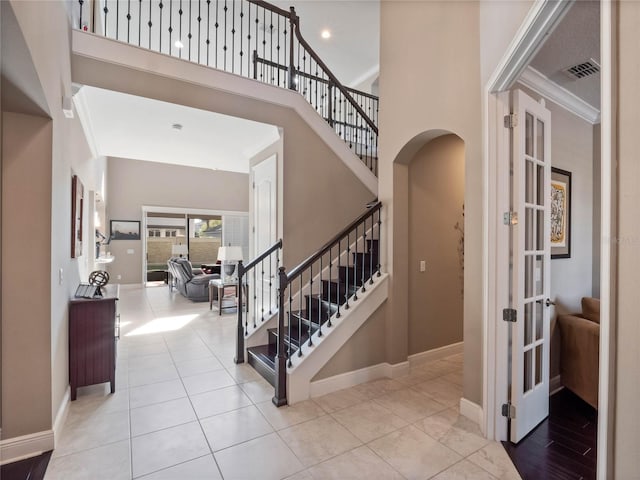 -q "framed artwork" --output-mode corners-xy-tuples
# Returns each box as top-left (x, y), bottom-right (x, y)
(110, 220), (141, 240)
(71, 175), (84, 258)
(550, 167), (571, 259)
